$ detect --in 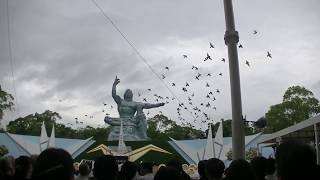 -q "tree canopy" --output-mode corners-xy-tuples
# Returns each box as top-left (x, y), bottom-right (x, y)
(10, 86), (320, 140)
(226, 147), (257, 161)
(210, 119), (259, 137)
(0, 85), (14, 121)
(147, 114), (205, 140)
(264, 85), (320, 133)
(0, 145), (8, 157)
(6, 110), (110, 139)
(6, 111), (204, 140)
(7, 86), (317, 140)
